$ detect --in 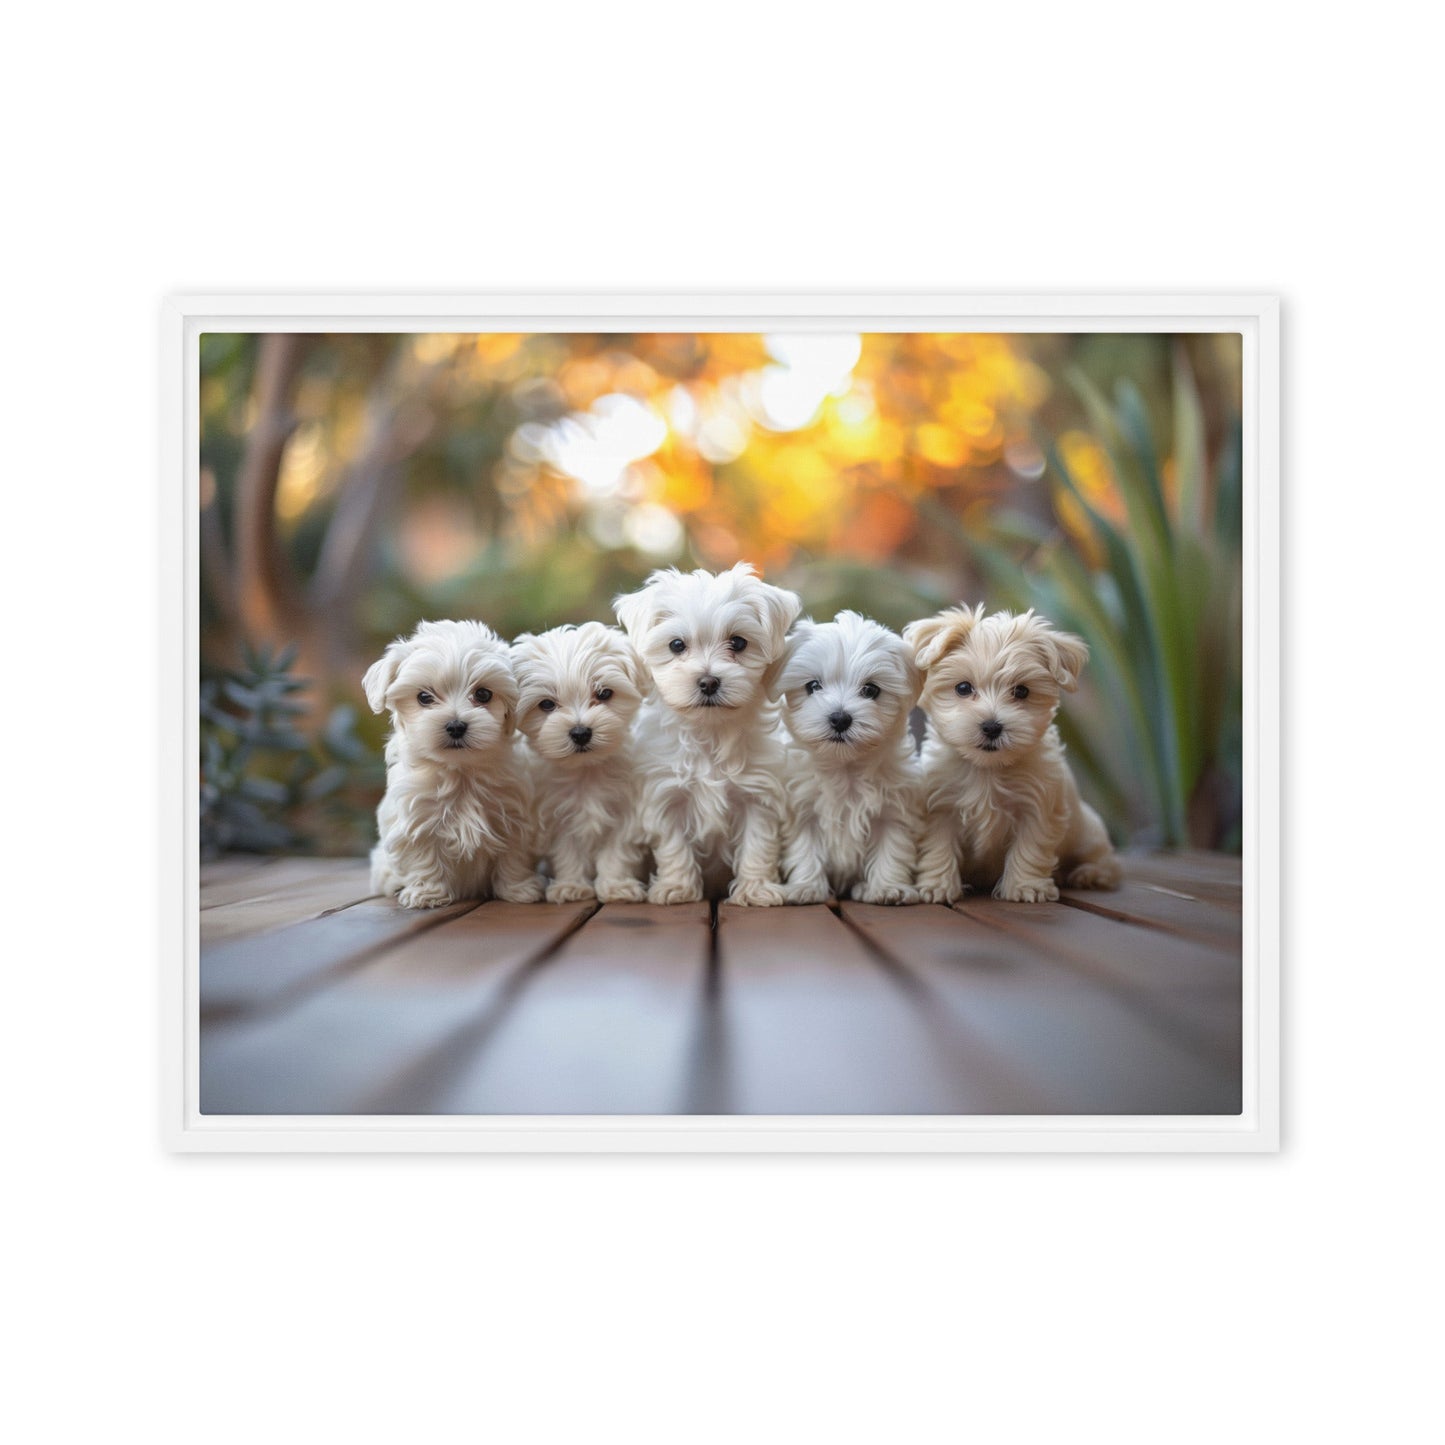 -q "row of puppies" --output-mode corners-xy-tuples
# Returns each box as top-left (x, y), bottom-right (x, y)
(363, 563), (1121, 910)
